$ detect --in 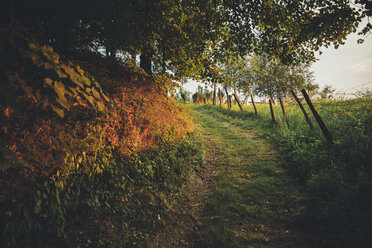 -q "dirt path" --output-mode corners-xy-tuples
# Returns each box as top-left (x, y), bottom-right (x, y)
(148, 106), (310, 248)
(147, 129), (224, 248)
